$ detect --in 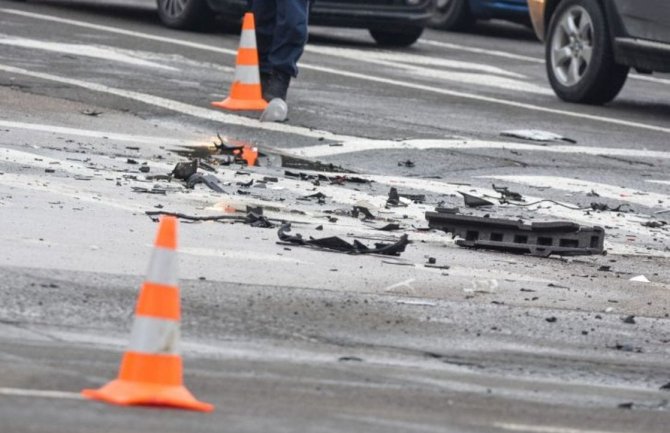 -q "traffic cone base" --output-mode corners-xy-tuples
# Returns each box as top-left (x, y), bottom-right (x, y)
(212, 95), (268, 111)
(82, 380), (213, 412)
